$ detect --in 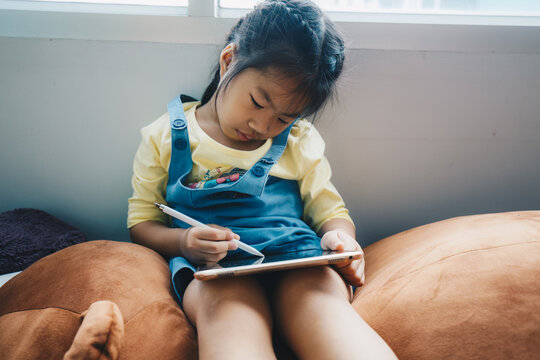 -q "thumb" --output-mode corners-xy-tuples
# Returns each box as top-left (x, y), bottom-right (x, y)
(321, 233), (344, 251)
(331, 240), (345, 251)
